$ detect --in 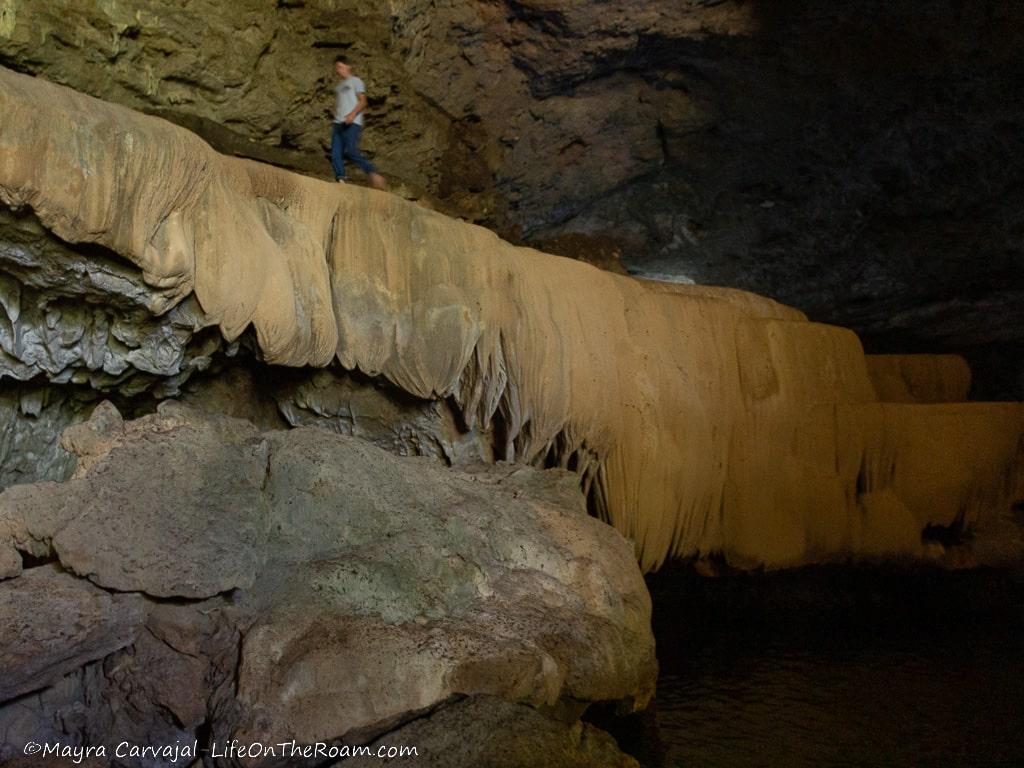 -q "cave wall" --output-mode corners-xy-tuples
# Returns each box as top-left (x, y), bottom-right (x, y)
(3, 0), (720, 229)
(2, 0), (1020, 395)
(536, 1), (1024, 397)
